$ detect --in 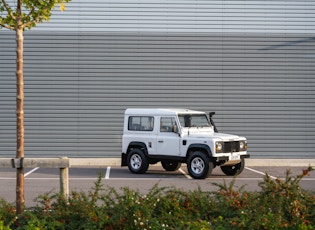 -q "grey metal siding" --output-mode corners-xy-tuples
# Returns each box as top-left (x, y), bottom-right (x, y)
(0, 1), (314, 158)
